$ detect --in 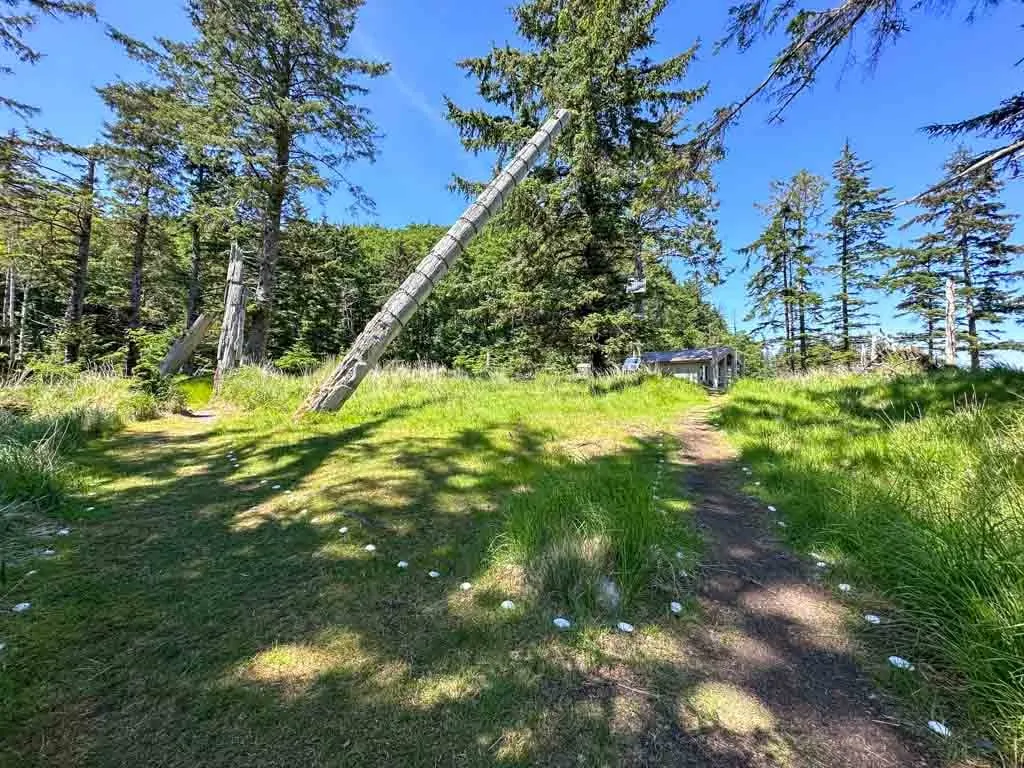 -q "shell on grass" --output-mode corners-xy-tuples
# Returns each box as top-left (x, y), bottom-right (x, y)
(338, 526), (349, 534)
(460, 582), (472, 591)
(927, 720), (951, 738)
(500, 600), (516, 610)
(397, 561), (409, 569)
(364, 544), (376, 553)
(553, 617), (571, 630)
(767, 505), (777, 513)
(888, 655), (914, 671)
(12, 603), (30, 613)
(864, 613), (882, 624)
(428, 571), (441, 578)
(670, 601), (683, 614)
(838, 583), (852, 592)
(617, 621), (635, 633)
(56, 528), (71, 536)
